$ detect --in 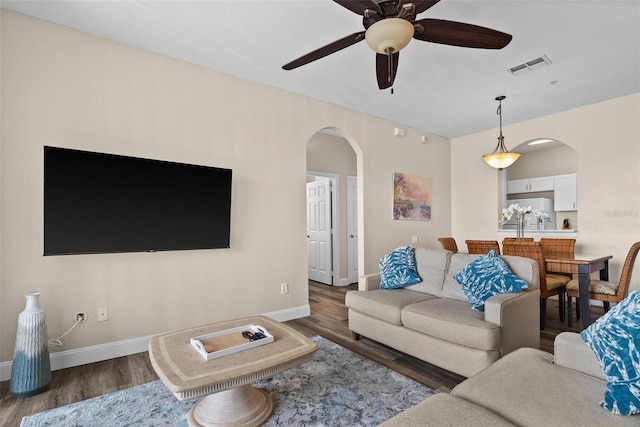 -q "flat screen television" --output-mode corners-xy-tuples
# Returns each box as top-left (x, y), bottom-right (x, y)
(44, 146), (232, 255)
